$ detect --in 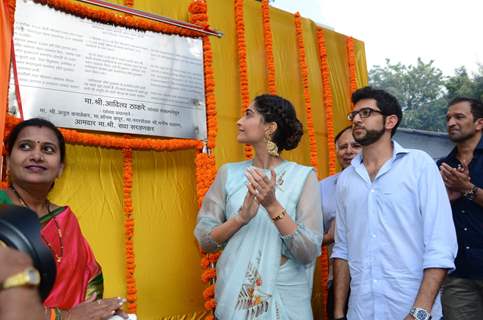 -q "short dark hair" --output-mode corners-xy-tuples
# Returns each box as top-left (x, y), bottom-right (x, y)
(5, 118), (66, 163)
(351, 86), (403, 136)
(334, 125), (352, 144)
(448, 97), (483, 120)
(254, 94), (303, 152)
